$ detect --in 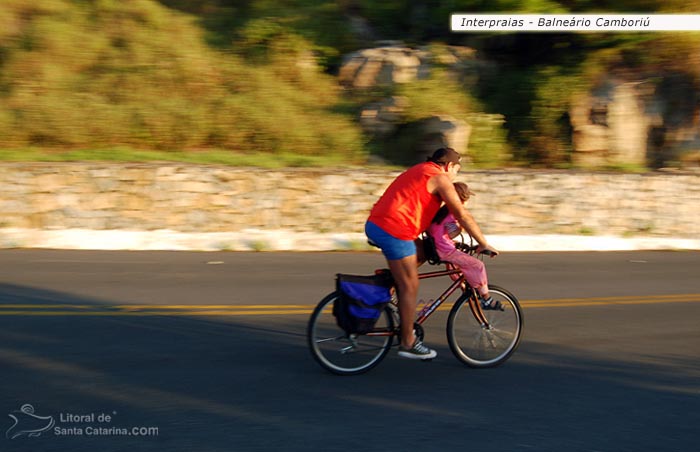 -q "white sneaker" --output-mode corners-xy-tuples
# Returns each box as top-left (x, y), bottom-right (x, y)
(398, 340), (437, 360)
